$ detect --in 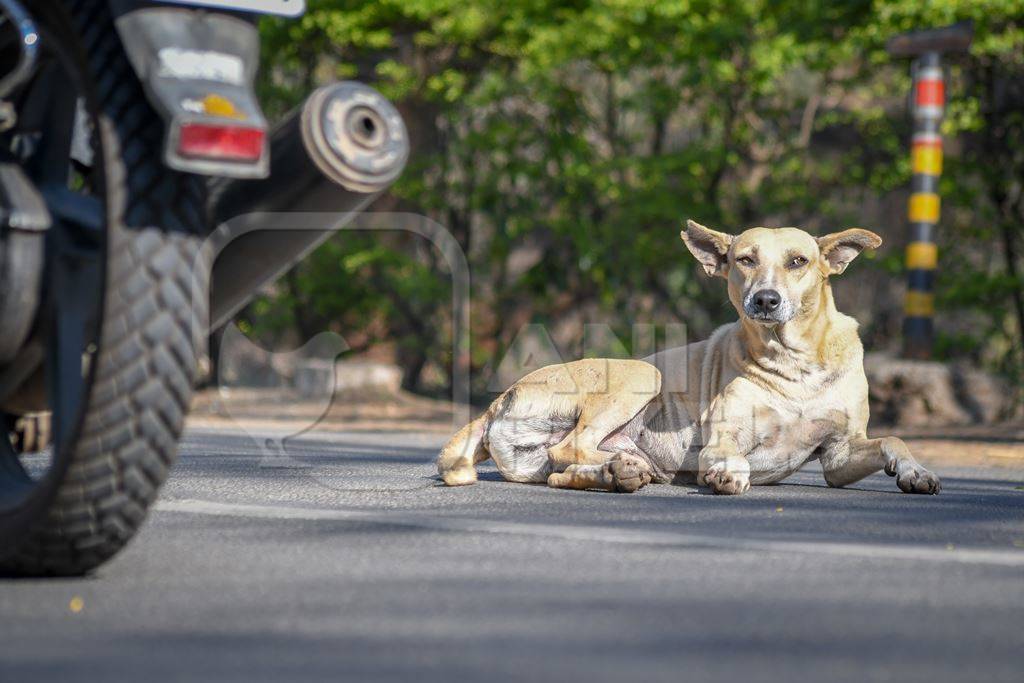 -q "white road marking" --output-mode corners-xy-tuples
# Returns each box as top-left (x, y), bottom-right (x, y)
(155, 498), (1024, 567)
